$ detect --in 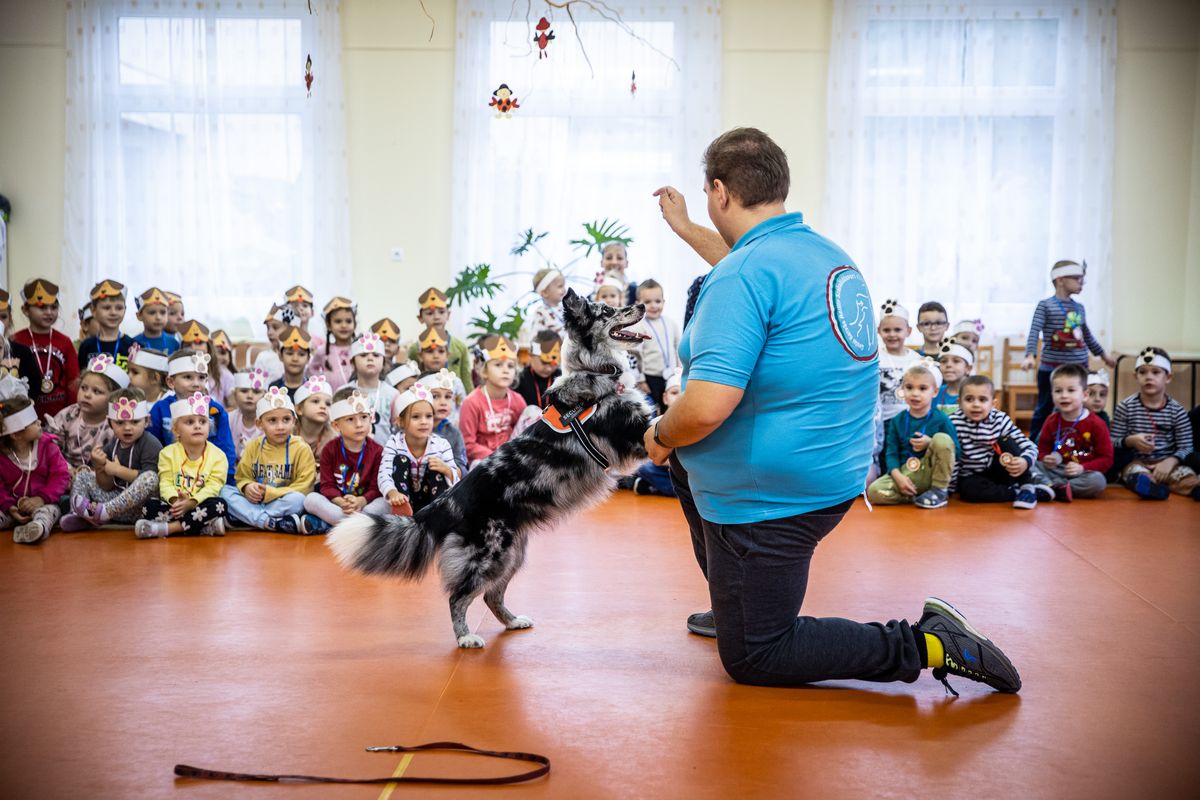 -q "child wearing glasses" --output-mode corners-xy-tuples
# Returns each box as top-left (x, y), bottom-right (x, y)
(915, 301), (949, 357)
